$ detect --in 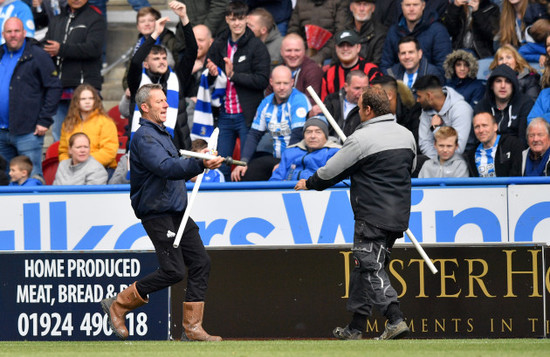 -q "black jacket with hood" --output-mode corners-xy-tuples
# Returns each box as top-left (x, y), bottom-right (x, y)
(474, 64), (533, 148)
